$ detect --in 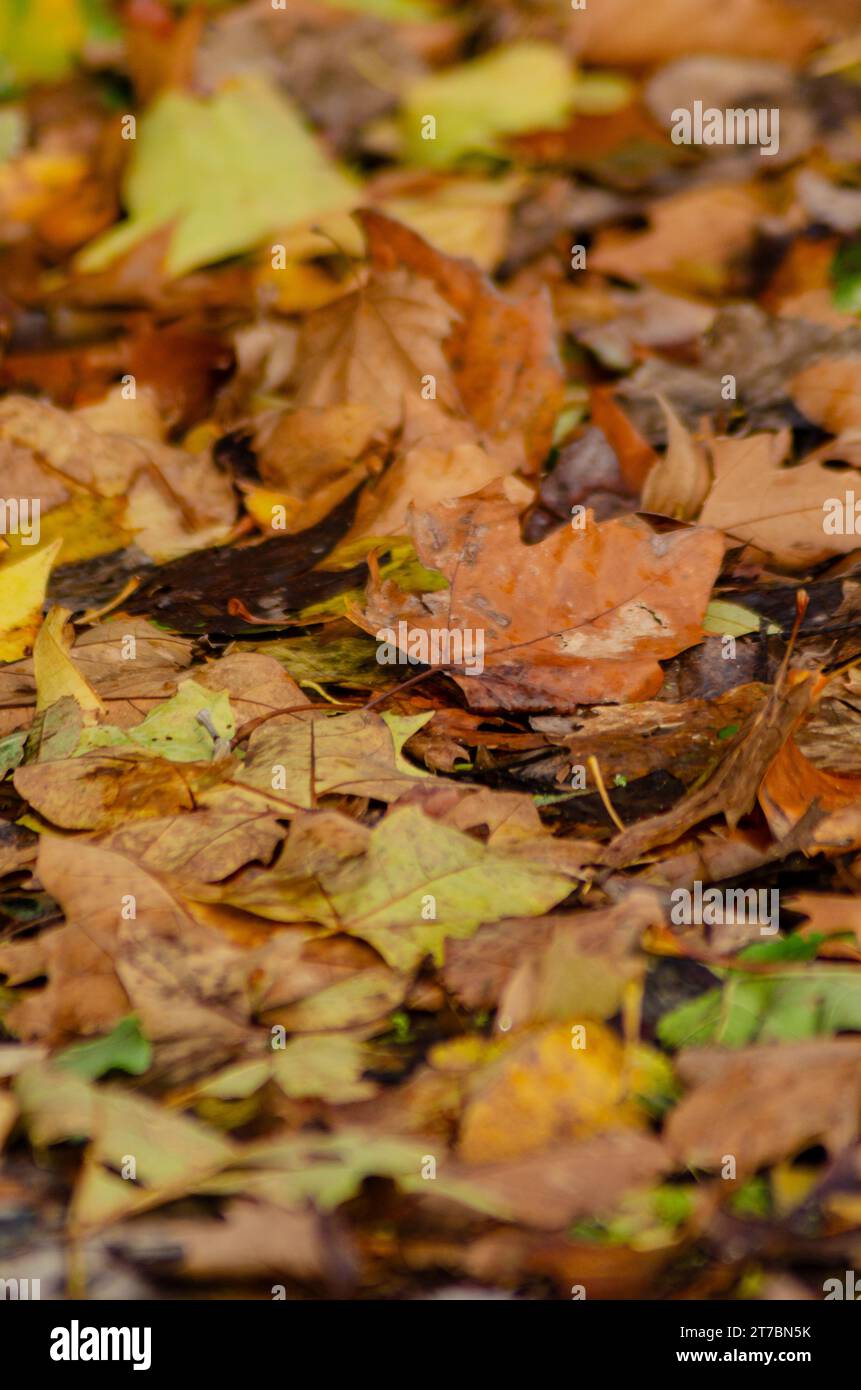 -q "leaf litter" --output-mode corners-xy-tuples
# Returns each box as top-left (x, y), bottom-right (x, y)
(3, 0), (861, 1305)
